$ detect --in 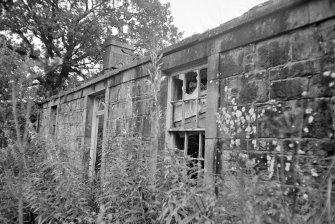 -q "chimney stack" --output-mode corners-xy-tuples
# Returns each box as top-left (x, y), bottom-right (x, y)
(103, 37), (135, 70)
